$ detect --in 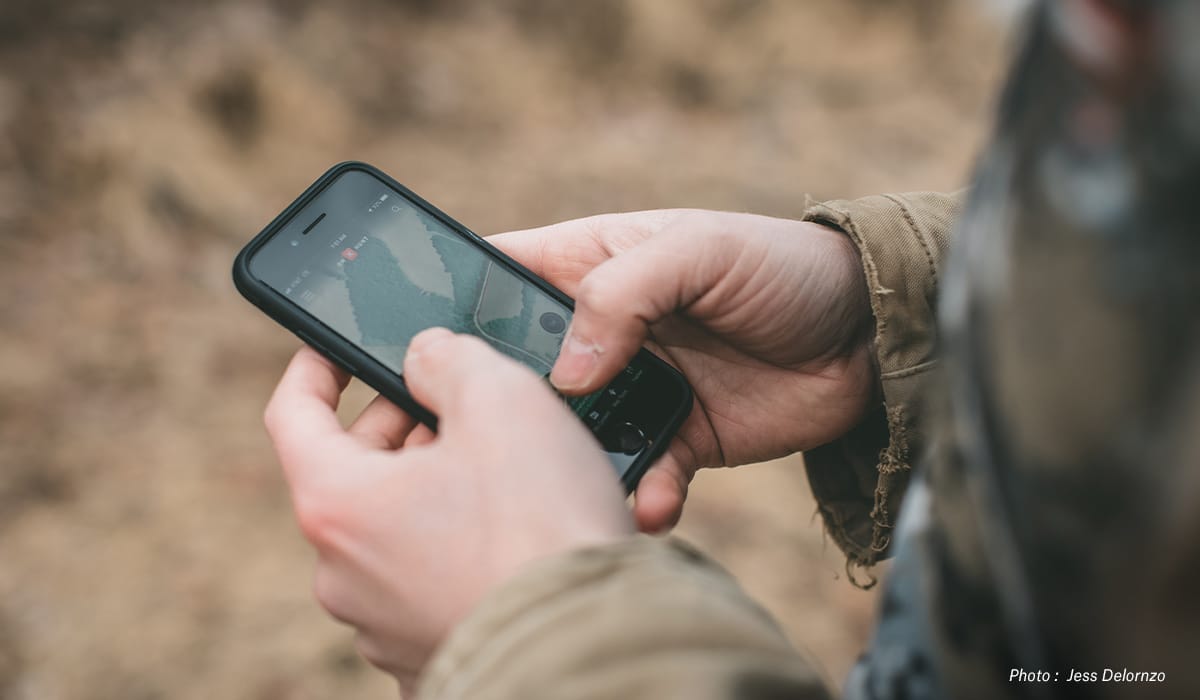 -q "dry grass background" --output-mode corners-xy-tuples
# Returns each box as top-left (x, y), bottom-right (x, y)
(0, 1), (1006, 697)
